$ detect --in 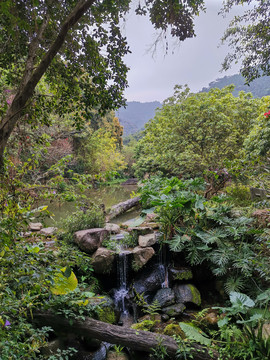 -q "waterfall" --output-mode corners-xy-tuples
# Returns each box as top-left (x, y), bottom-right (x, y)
(114, 251), (130, 316)
(91, 342), (110, 360)
(158, 243), (169, 288)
